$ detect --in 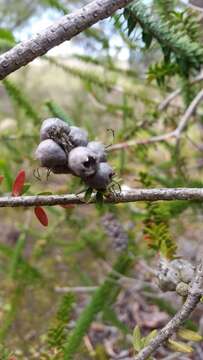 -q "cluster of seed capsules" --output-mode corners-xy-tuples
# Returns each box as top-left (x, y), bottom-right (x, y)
(35, 118), (115, 190)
